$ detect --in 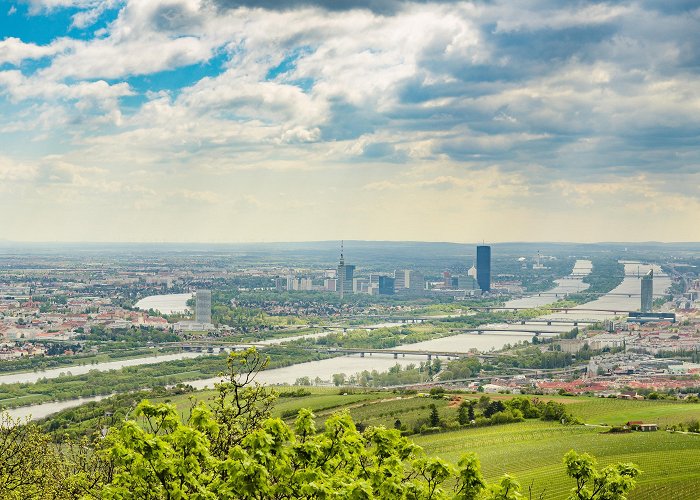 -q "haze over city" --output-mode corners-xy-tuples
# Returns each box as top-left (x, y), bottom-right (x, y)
(1, 0), (699, 243)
